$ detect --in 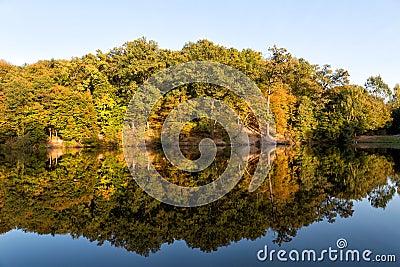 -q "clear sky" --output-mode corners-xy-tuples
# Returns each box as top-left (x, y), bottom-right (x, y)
(1, 0), (399, 88)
